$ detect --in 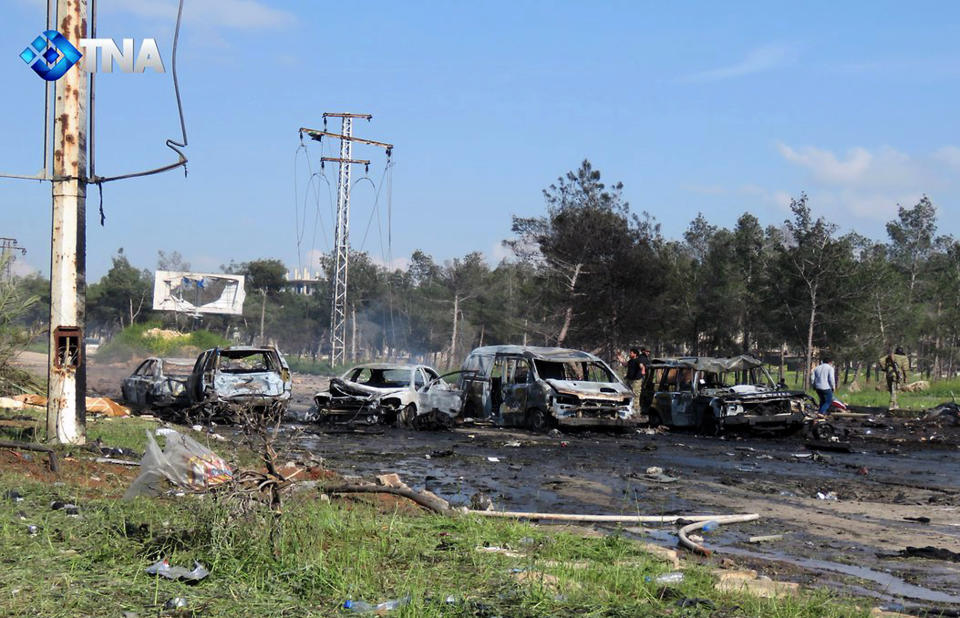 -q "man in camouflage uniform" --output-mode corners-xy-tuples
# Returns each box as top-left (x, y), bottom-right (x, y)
(878, 346), (909, 411)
